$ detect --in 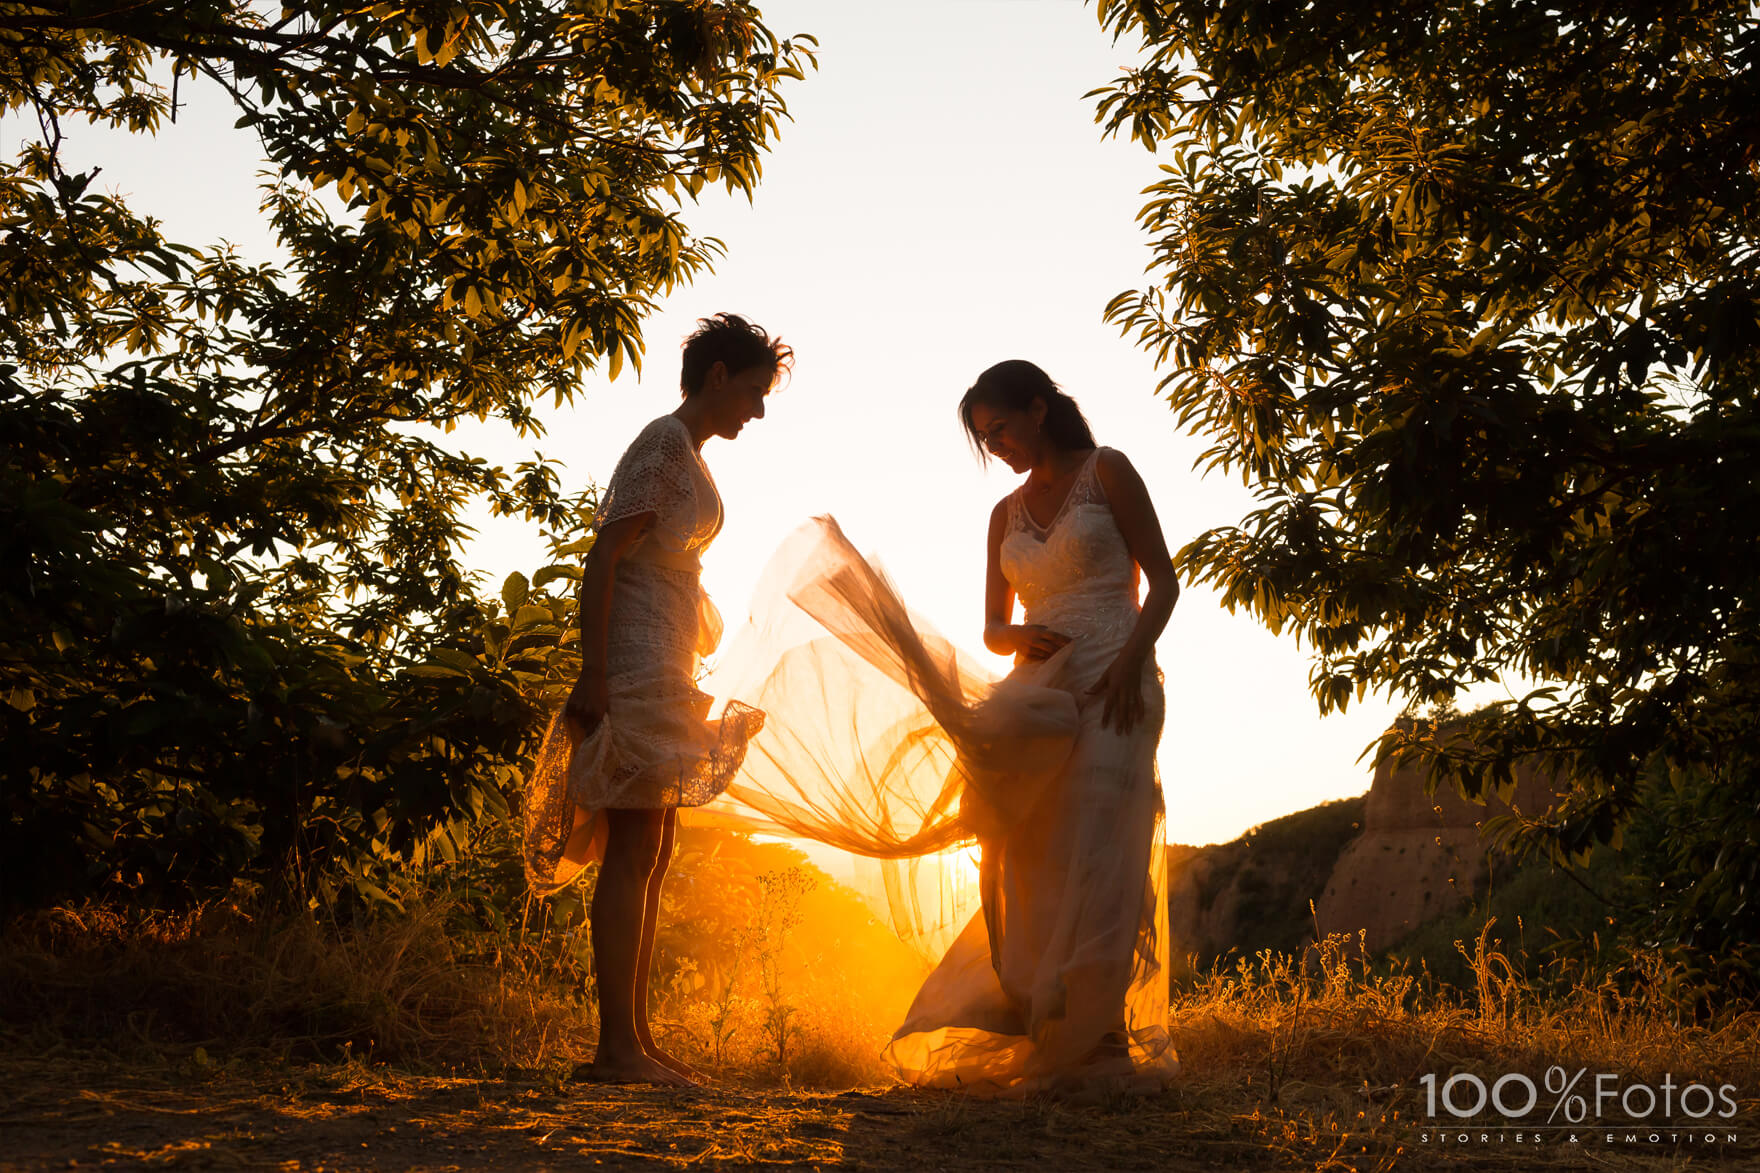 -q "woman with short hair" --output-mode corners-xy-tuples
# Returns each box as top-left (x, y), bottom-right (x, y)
(524, 312), (790, 1086)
